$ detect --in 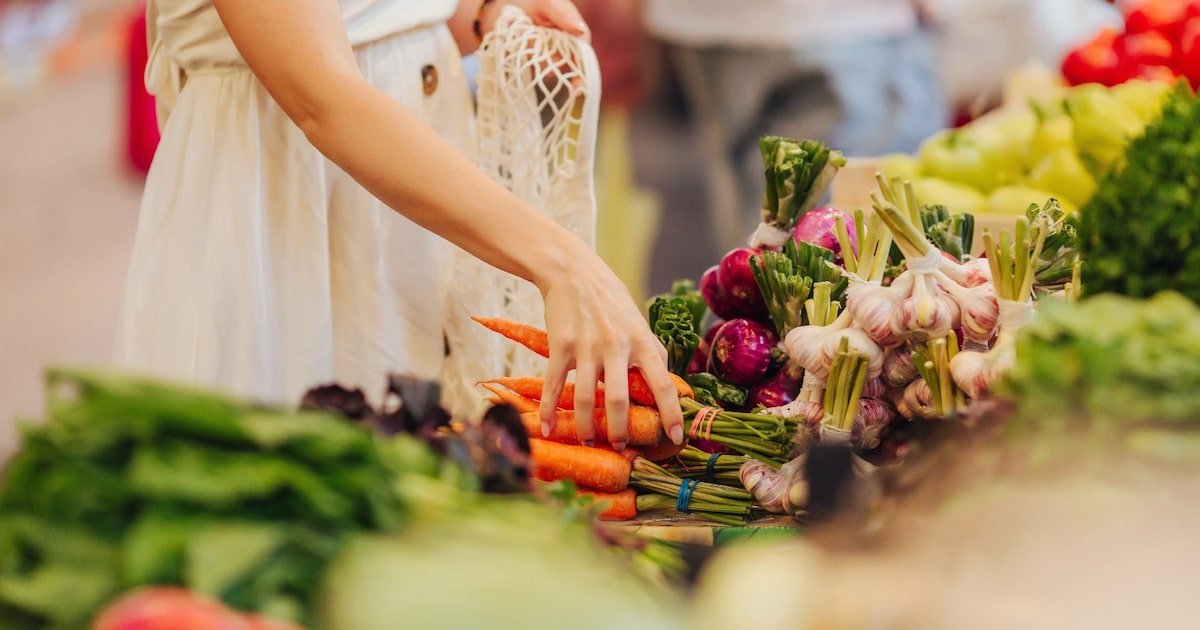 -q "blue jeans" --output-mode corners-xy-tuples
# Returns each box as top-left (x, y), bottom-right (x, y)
(669, 31), (948, 250)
